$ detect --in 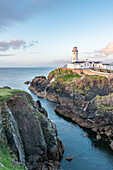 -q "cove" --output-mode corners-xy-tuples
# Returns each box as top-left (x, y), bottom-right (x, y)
(30, 91), (113, 170)
(0, 68), (113, 170)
